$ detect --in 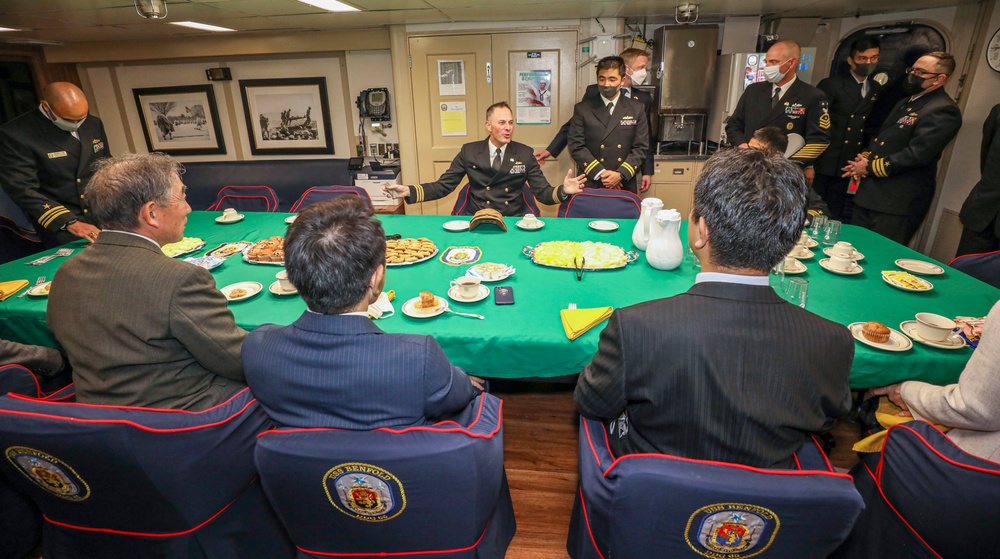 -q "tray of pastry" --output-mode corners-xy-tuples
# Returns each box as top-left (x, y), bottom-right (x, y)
(386, 237), (438, 266)
(162, 237), (205, 258)
(522, 241), (638, 271)
(243, 236), (285, 265)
